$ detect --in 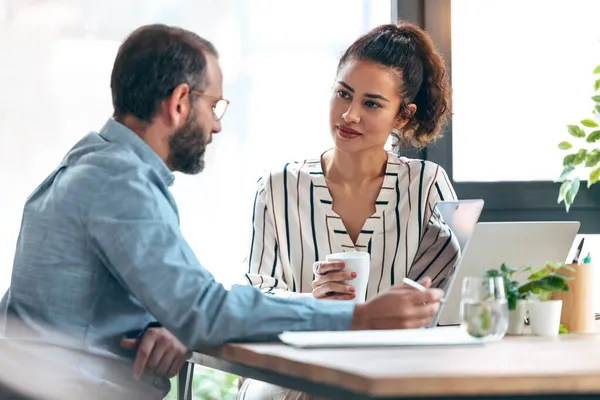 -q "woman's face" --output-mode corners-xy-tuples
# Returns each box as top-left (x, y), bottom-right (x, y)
(329, 59), (404, 154)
